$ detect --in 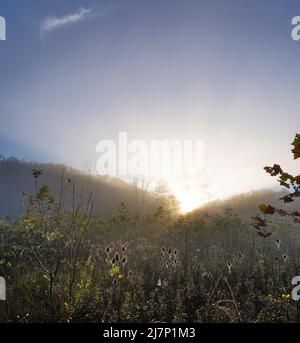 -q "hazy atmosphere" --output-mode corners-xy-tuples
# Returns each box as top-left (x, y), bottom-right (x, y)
(1, 0), (300, 202)
(1, 0), (300, 326)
